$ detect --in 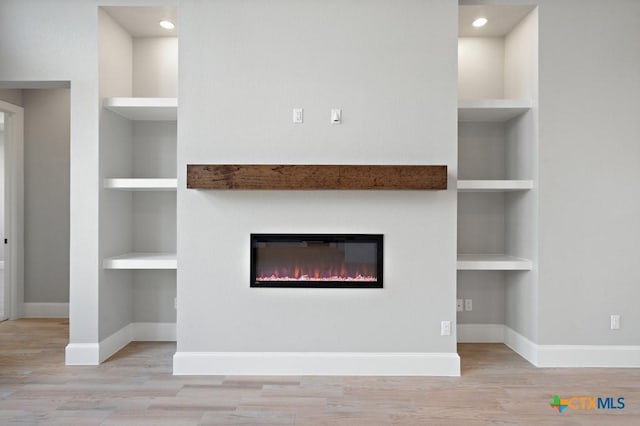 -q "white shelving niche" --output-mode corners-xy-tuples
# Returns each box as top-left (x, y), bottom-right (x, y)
(99, 6), (178, 346)
(457, 4), (538, 341)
